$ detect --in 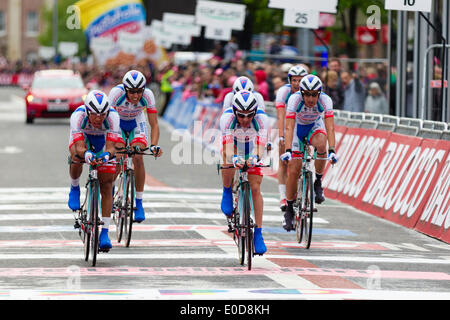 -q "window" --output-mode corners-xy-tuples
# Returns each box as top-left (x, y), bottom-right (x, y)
(0, 11), (5, 35)
(26, 11), (39, 36)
